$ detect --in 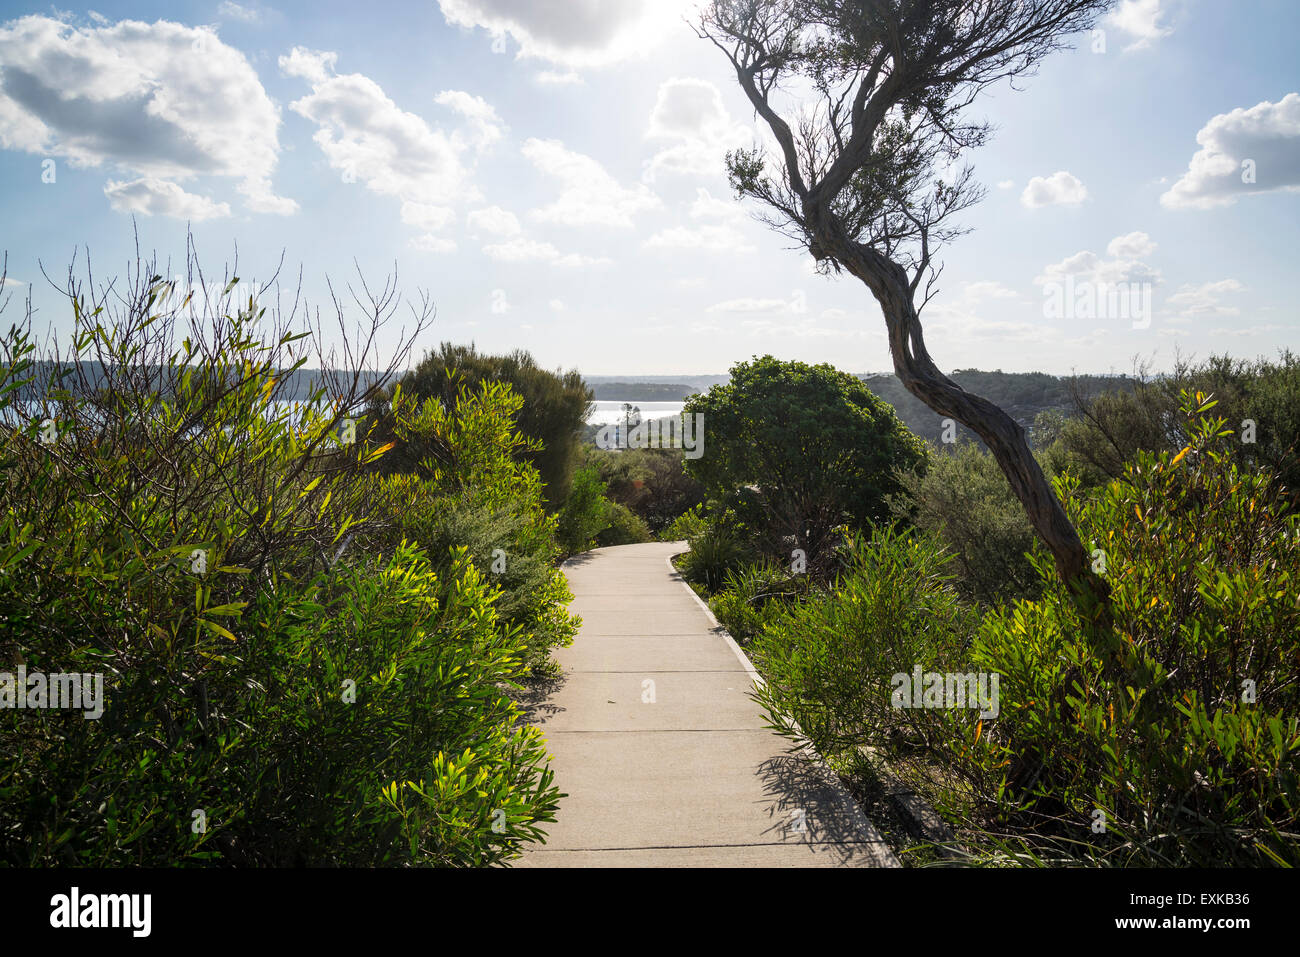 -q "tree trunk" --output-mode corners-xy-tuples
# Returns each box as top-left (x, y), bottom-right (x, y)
(831, 235), (1112, 624)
